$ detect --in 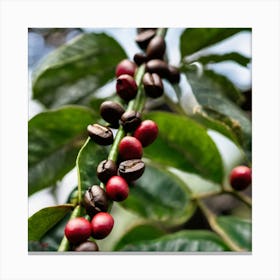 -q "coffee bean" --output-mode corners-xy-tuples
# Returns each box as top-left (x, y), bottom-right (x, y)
(120, 110), (142, 132)
(118, 159), (145, 182)
(146, 35), (166, 60)
(142, 72), (164, 98)
(87, 124), (114, 145)
(133, 53), (147, 66)
(145, 59), (170, 78)
(137, 28), (157, 34)
(74, 241), (99, 252)
(82, 185), (109, 217)
(135, 29), (156, 50)
(167, 65), (180, 84)
(100, 101), (125, 128)
(97, 159), (118, 183)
